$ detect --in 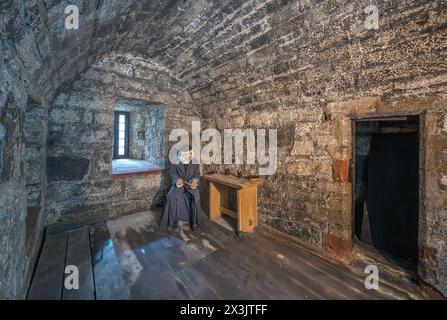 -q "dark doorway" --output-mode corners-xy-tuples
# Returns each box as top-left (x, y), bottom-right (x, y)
(353, 117), (419, 263)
